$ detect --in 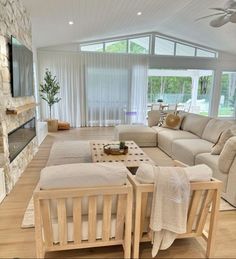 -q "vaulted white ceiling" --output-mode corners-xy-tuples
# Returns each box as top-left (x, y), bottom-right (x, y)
(22, 0), (236, 54)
